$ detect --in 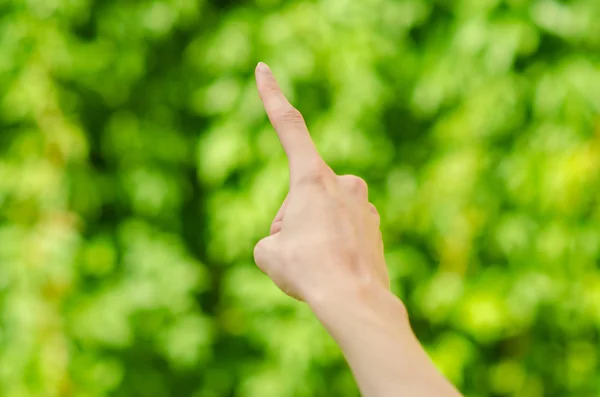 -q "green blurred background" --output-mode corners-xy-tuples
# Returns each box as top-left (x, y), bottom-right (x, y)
(1, 0), (599, 396)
